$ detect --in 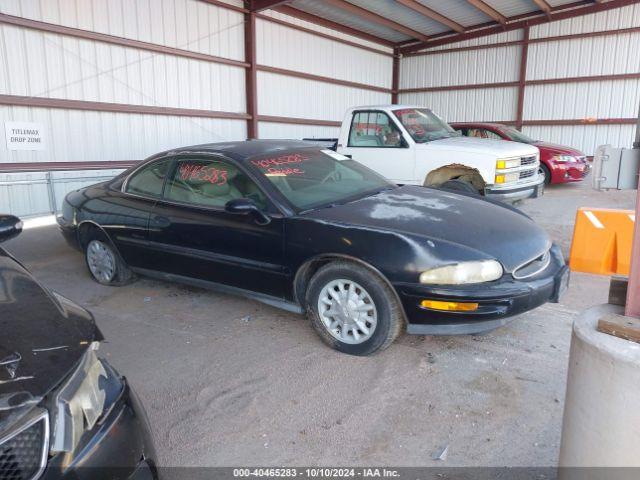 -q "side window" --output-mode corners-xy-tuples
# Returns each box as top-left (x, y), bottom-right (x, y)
(468, 128), (502, 140)
(467, 128), (484, 139)
(484, 129), (503, 140)
(164, 158), (268, 209)
(348, 112), (403, 148)
(126, 159), (172, 198)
